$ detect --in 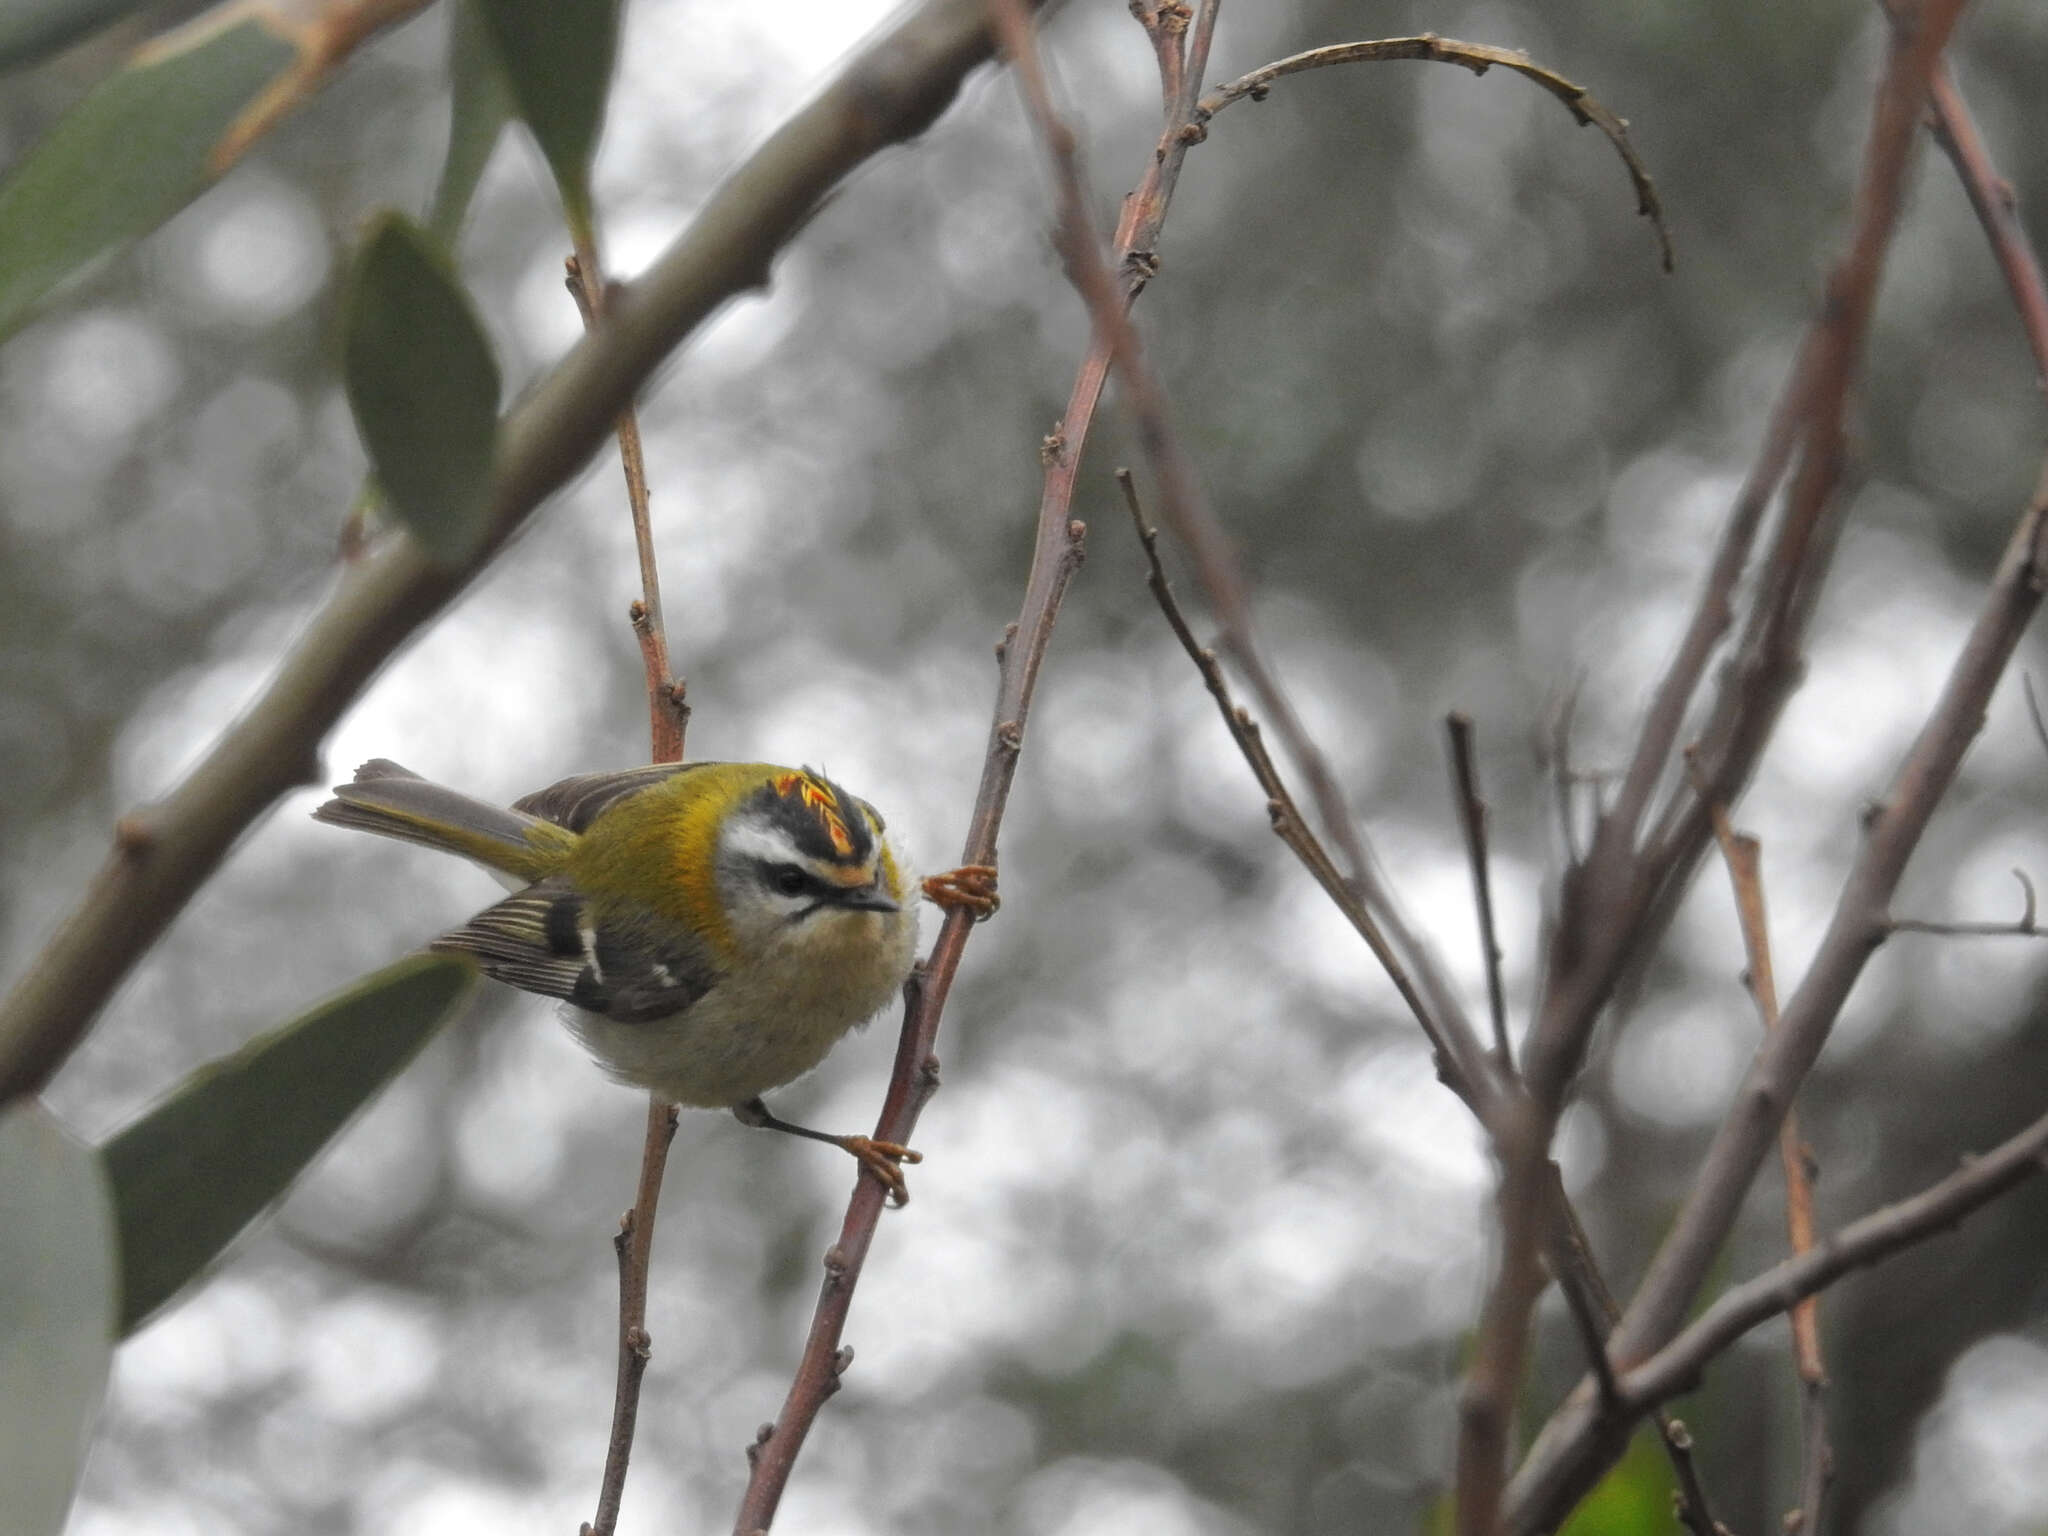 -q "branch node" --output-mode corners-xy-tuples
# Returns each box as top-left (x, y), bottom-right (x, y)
(113, 814), (156, 857)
